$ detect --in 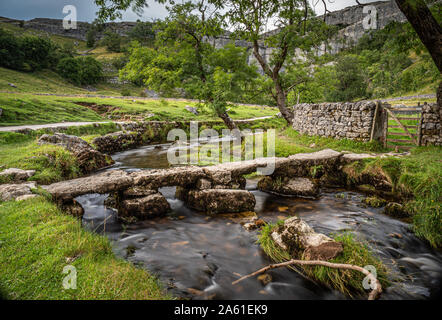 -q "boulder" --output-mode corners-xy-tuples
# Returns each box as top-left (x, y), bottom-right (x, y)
(42, 170), (133, 203)
(132, 166), (206, 189)
(0, 168), (35, 183)
(0, 182), (37, 201)
(118, 193), (171, 221)
(38, 133), (114, 173)
(92, 131), (143, 154)
(178, 188), (256, 214)
(271, 216), (343, 261)
(258, 176), (318, 197)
